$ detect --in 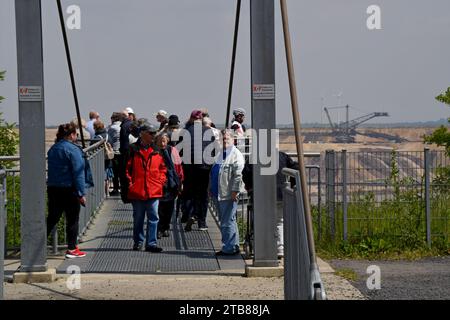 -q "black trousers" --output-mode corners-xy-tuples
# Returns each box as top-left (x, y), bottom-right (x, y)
(181, 164), (194, 221)
(46, 187), (80, 250)
(158, 199), (175, 232)
(117, 153), (129, 202)
(192, 166), (210, 226)
(111, 155), (120, 191)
